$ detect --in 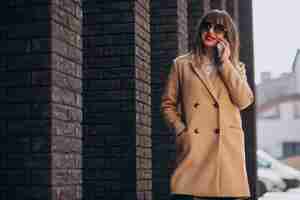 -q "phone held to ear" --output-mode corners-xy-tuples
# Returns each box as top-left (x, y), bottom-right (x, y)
(214, 42), (224, 67)
(216, 42), (224, 58)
